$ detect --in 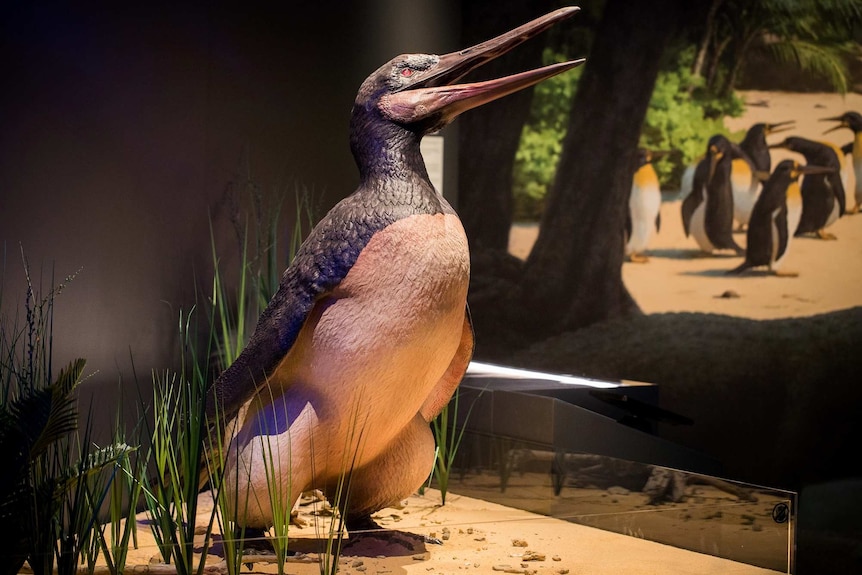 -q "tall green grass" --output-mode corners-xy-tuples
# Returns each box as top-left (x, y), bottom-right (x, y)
(0, 248), (130, 575)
